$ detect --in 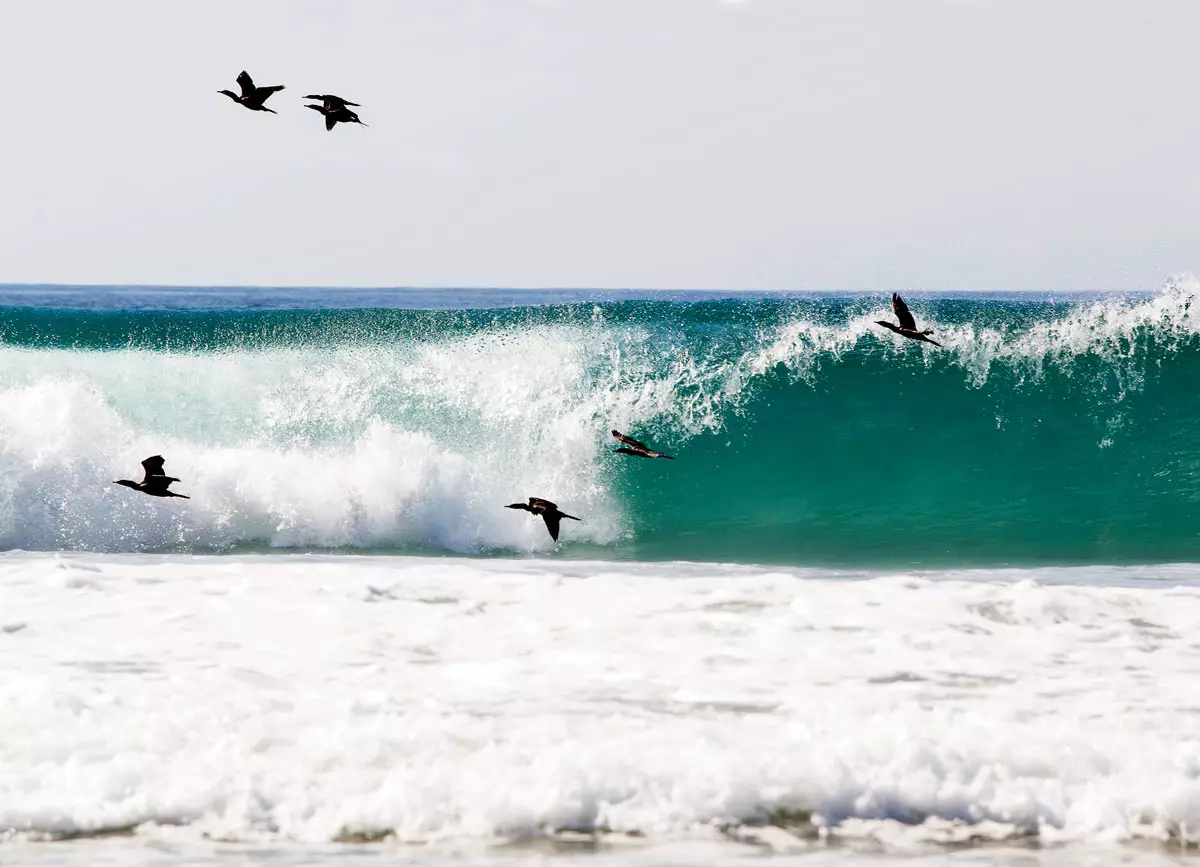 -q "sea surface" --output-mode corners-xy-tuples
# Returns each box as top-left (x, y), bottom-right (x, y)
(2, 282), (1200, 867)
